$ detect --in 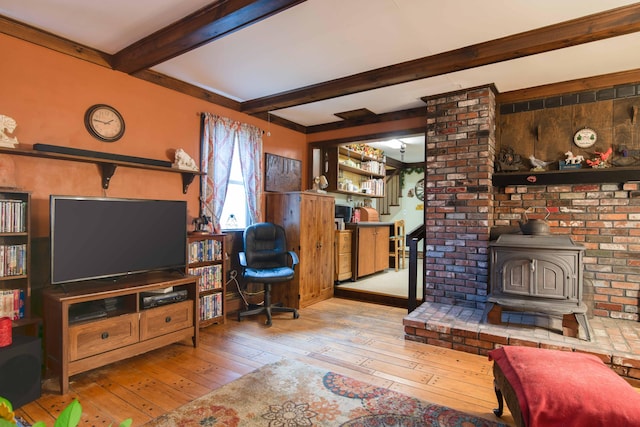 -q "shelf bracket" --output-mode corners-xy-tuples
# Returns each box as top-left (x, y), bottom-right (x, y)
(99, 163), (117, 189)
(181, 172), (197, 194)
